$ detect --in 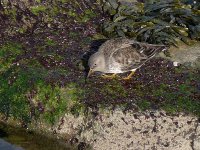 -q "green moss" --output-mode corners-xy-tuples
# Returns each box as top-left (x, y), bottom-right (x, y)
(59, 0), (69, 3)
(67, 10), (77, 17)
(4, 8), (17, 20)
(44, 38), (57, 46)
(60, 83), (85, 116)
(154, 80), (200, 115)
(0, 42), (23, 73)
(0, 41), (70, 124)
(67, 8), (96, 22)
(51, 6), (60, 16)
(31, 82), (85, 125)
(30, 5), (47, 15)
(35, 84), (63, 124)
(92, 33), (107, 40)
(69, 32), (79, 38)
(153, 83), (168, 97)
(162, 95), (200, 116)
(101, 80), (128, 99)
(36, 0), (41, 3)
(79, 9), (96, 22)
(17, 28), (27, 34)
(137, 100), (151, 111)
(162, 103), (177, 114)
(0, 63), (69, 125)
(0, 67), (35, 122)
